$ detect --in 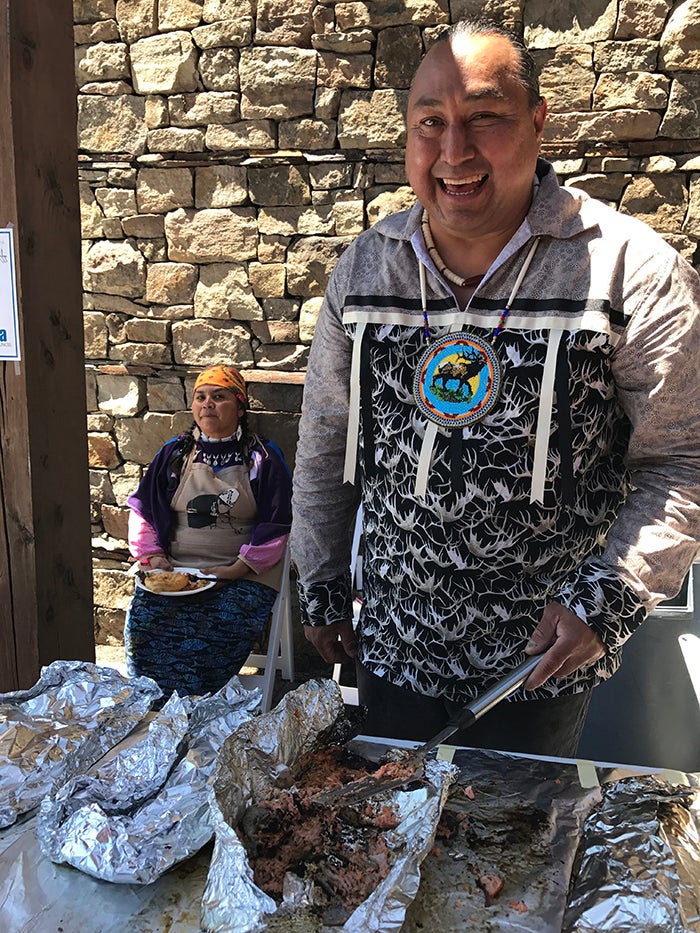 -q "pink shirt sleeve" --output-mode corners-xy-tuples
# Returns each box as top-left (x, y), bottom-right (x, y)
(128, 509), (165, 561)
(239, 534), (288, 574)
